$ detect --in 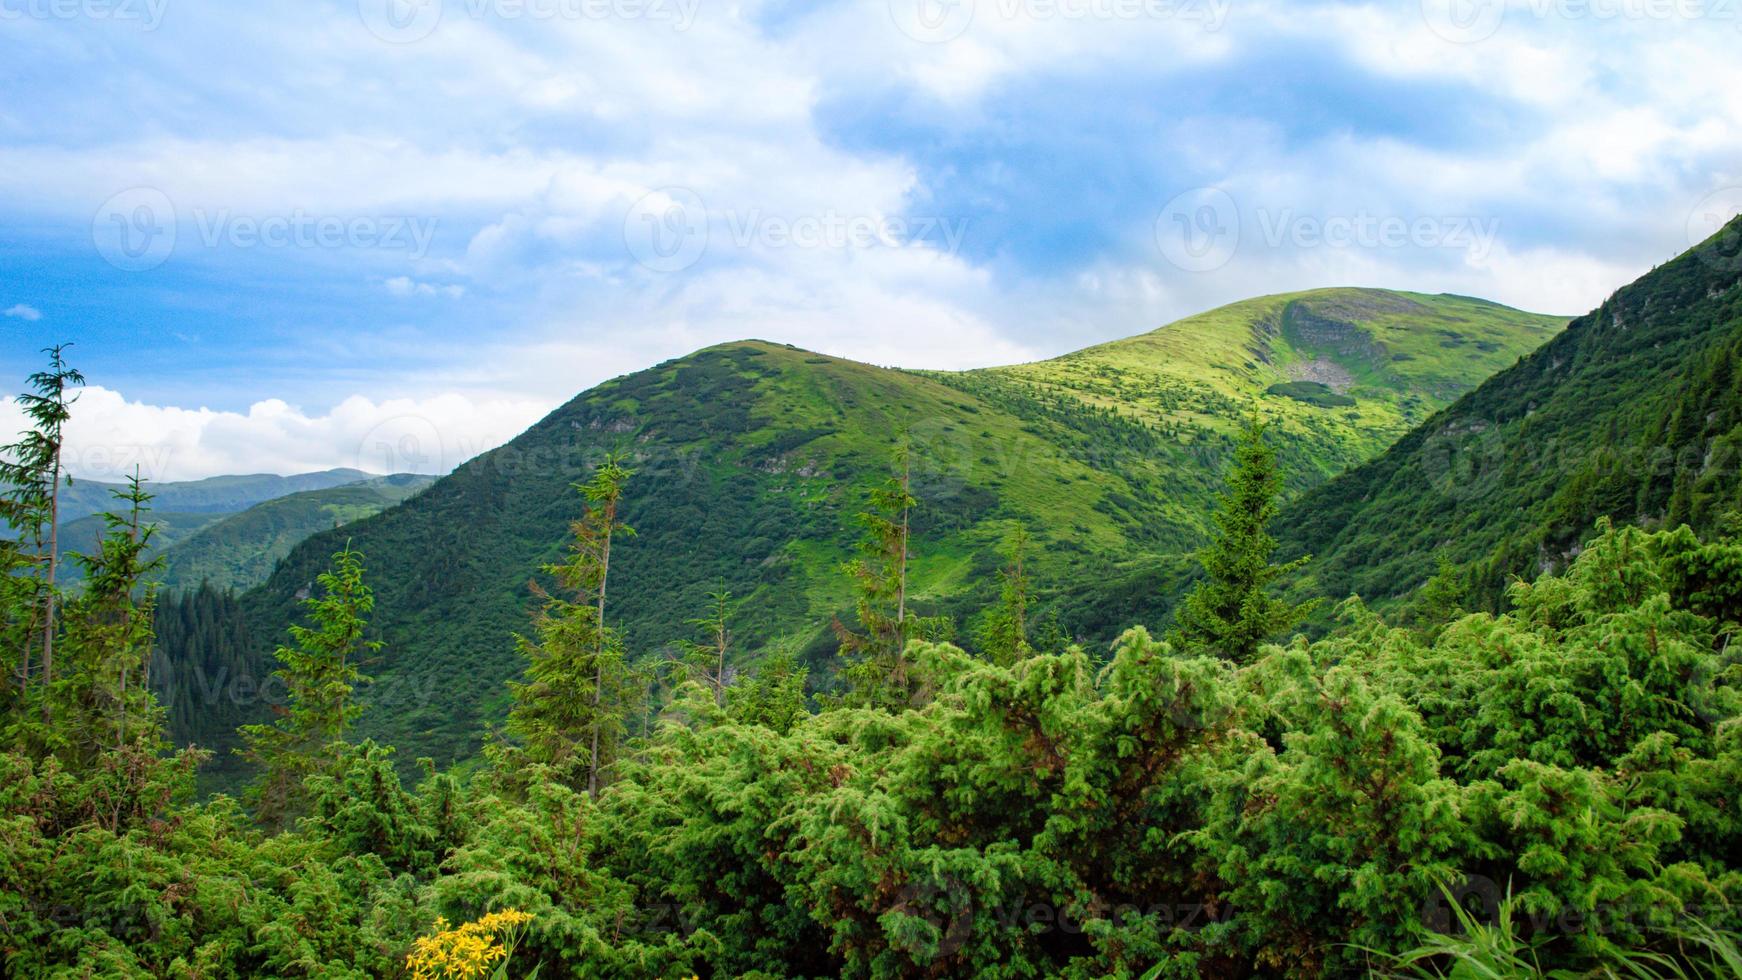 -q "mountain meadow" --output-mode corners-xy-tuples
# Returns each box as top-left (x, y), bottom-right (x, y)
(3, 221), (1742, 977)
